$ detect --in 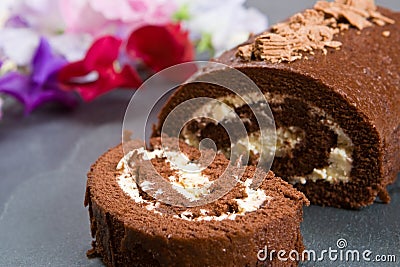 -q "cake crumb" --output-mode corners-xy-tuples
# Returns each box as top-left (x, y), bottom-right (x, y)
(87, 247), (100, 258)
(382, 31), (391, 37)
